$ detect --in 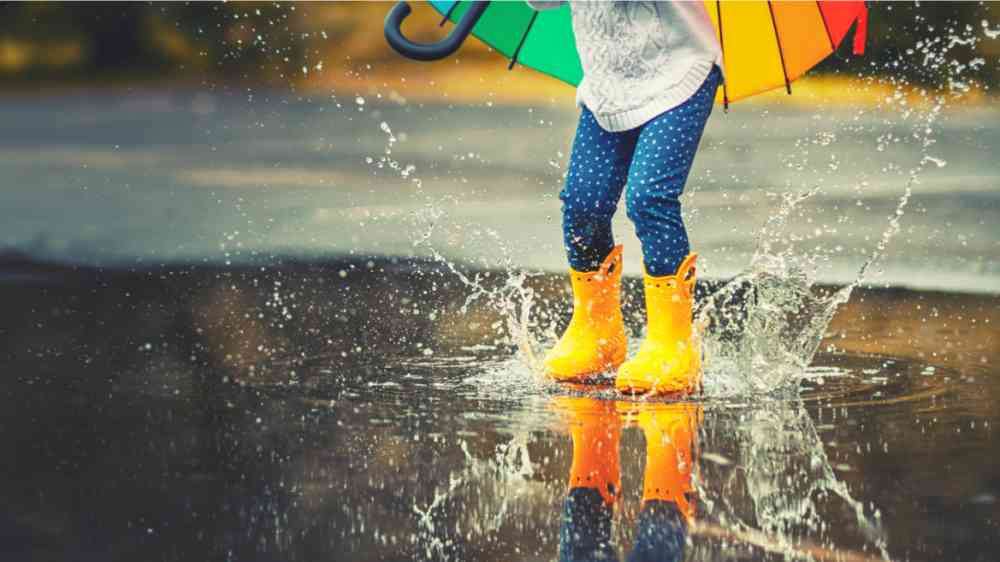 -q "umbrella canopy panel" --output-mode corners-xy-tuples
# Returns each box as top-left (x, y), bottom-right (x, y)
(428, 0), (867, 106)
(709, 0), (867, 104)
(429, 0), (583, 85)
